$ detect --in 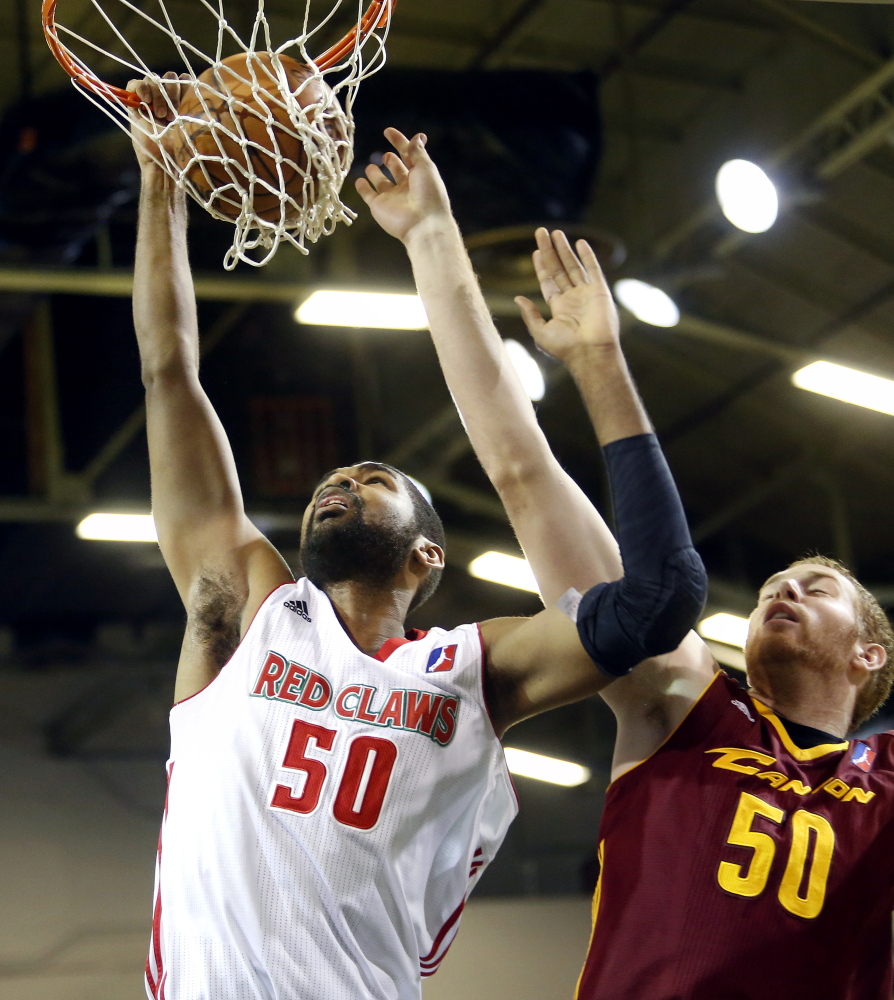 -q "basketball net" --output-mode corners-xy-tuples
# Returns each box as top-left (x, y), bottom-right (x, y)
(43, 0), (393, 269)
